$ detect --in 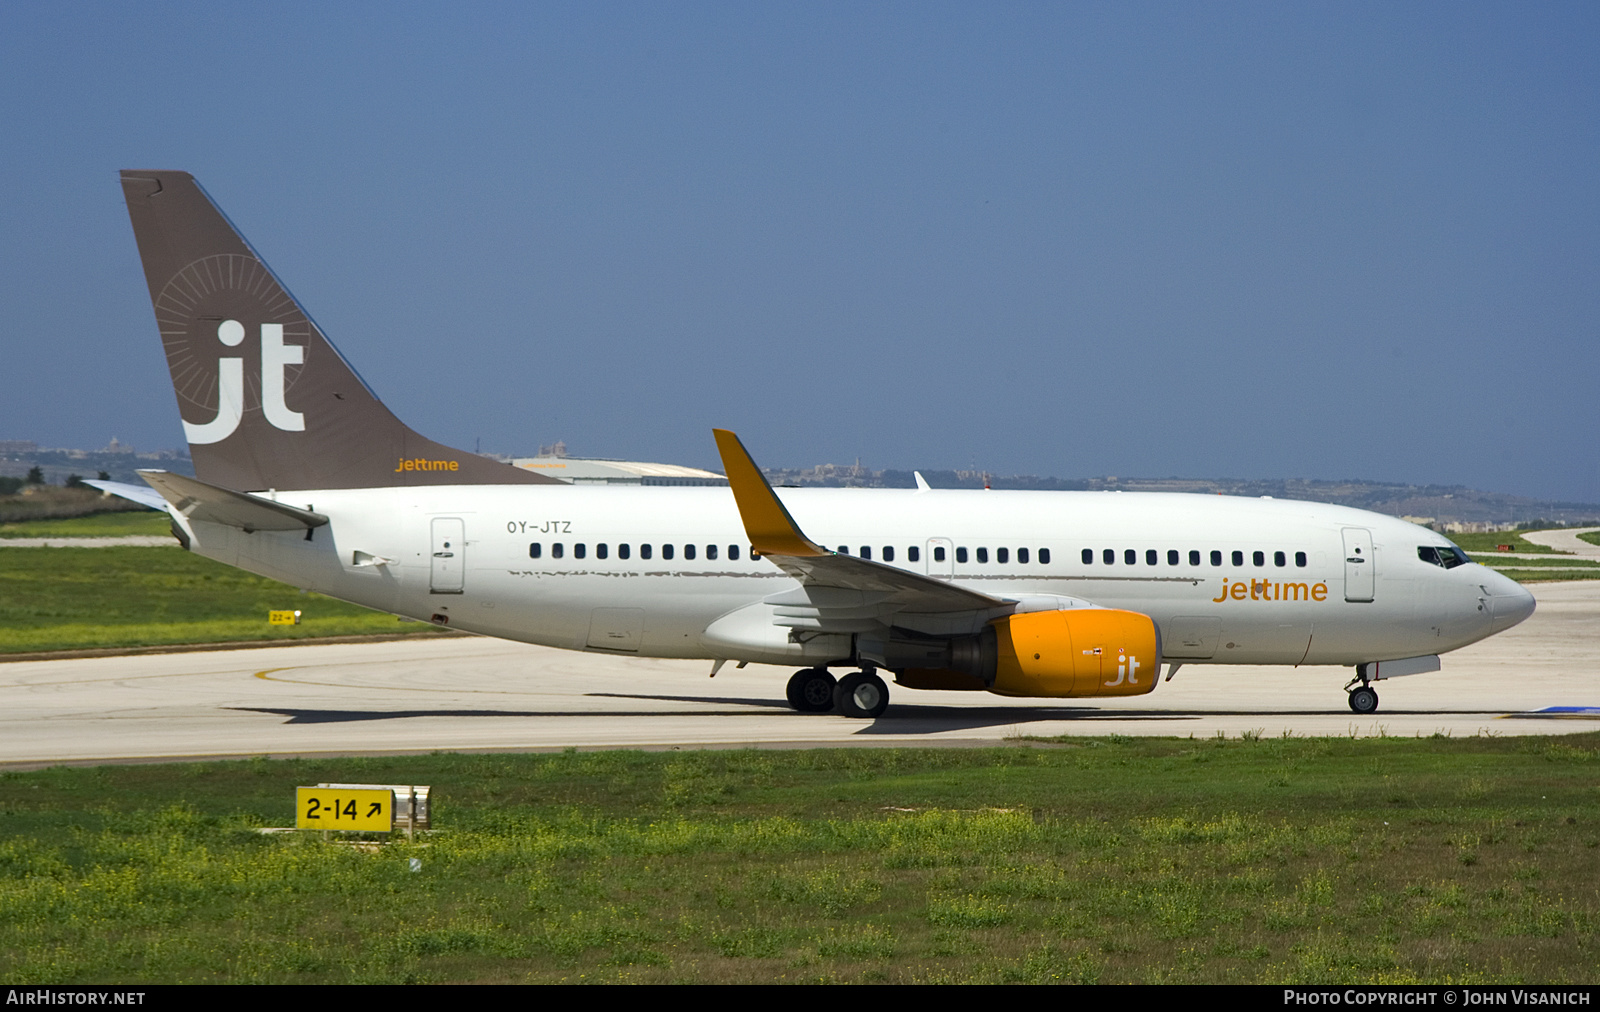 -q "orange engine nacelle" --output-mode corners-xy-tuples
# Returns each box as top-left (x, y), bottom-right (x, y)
(989, 608), (1161, 698)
